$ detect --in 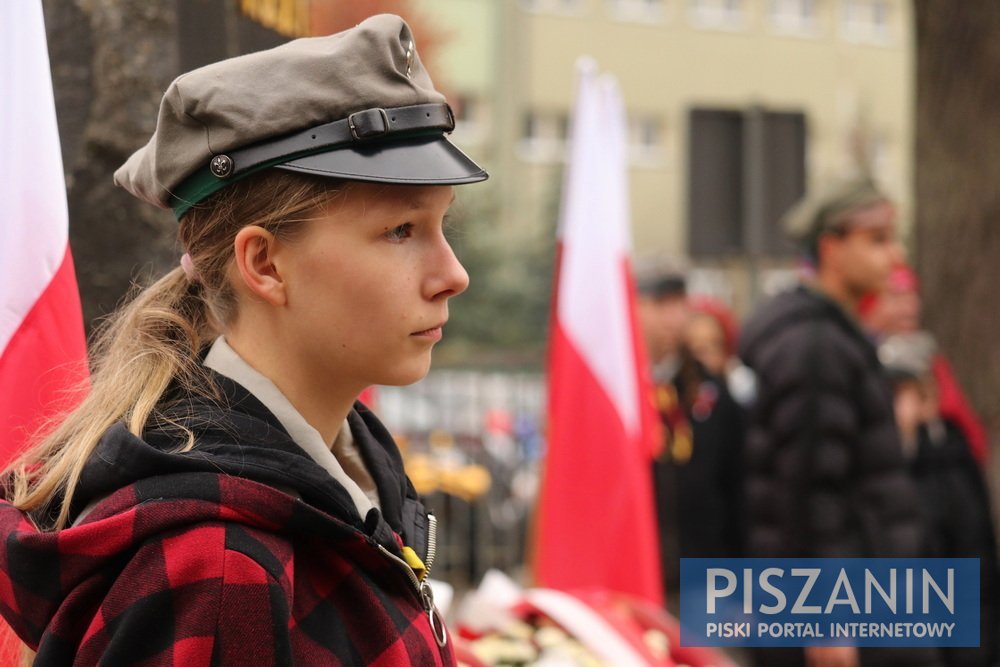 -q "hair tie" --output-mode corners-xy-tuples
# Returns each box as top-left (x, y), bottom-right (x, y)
(180, 253), (200, 283)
